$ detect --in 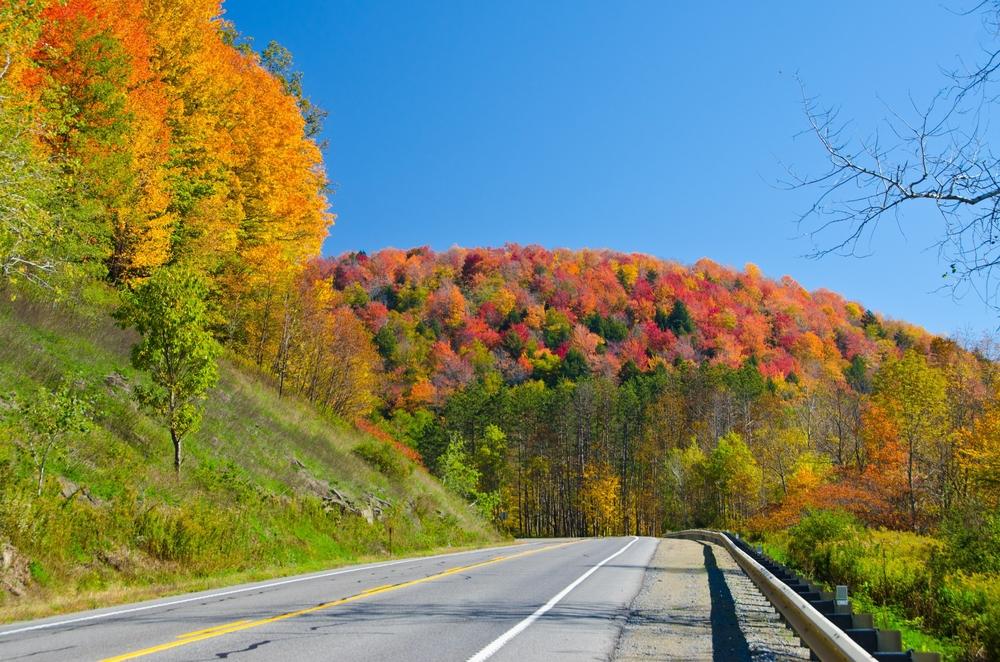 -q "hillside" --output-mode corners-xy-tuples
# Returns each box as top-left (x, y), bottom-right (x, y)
(320, 246), (932, 404)
(278, 246), (998, 539)
(0, 292), (495, 621)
